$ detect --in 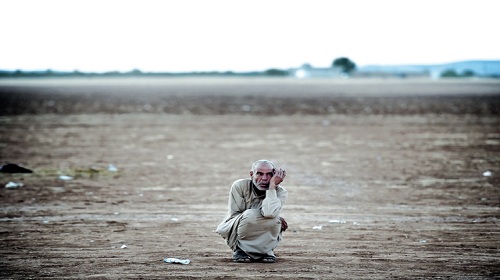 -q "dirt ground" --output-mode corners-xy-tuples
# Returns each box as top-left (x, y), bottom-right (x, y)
(0, 77), (499, 279)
